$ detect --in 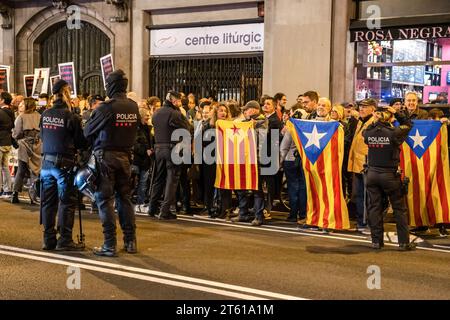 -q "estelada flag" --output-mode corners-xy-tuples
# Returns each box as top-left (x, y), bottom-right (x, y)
(287, 119), (350, 230)
(400, 120), (450, 227)
(214, 120), (258, 190)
